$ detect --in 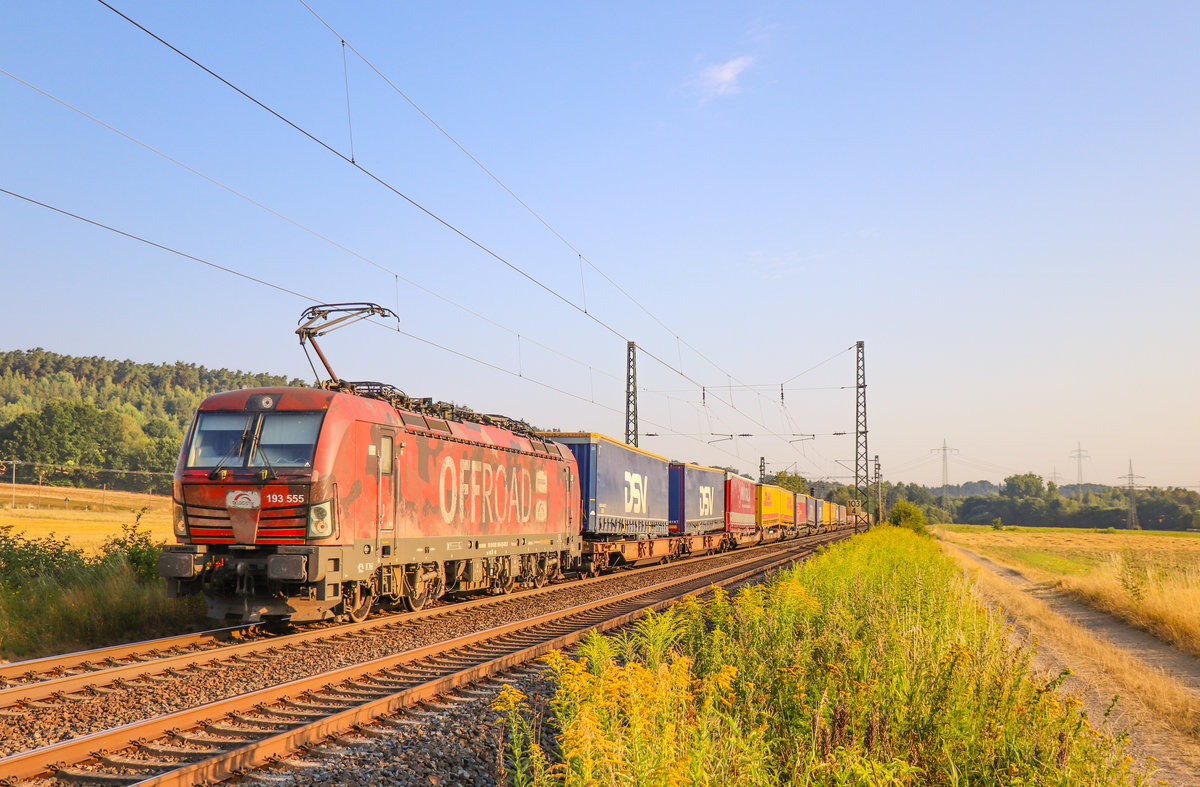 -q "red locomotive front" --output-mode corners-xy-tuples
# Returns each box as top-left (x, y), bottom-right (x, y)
(160, 386), (581, 623)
